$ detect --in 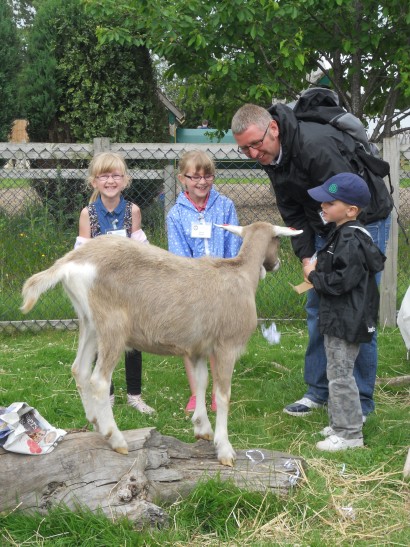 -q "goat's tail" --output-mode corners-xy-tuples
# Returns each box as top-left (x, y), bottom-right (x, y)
(21, 262), (65, 314)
